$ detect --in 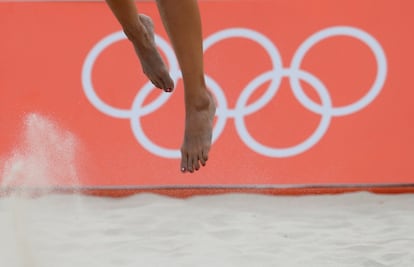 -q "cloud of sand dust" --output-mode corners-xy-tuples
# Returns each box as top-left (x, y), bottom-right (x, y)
(0, 113), (83, 266)
(1, 113), (80, 190)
